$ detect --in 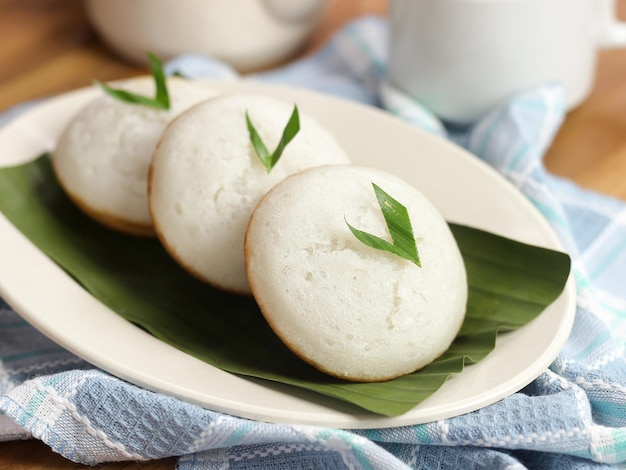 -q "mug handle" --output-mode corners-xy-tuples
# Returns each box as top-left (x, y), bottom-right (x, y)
(597, 0), (626, 47)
